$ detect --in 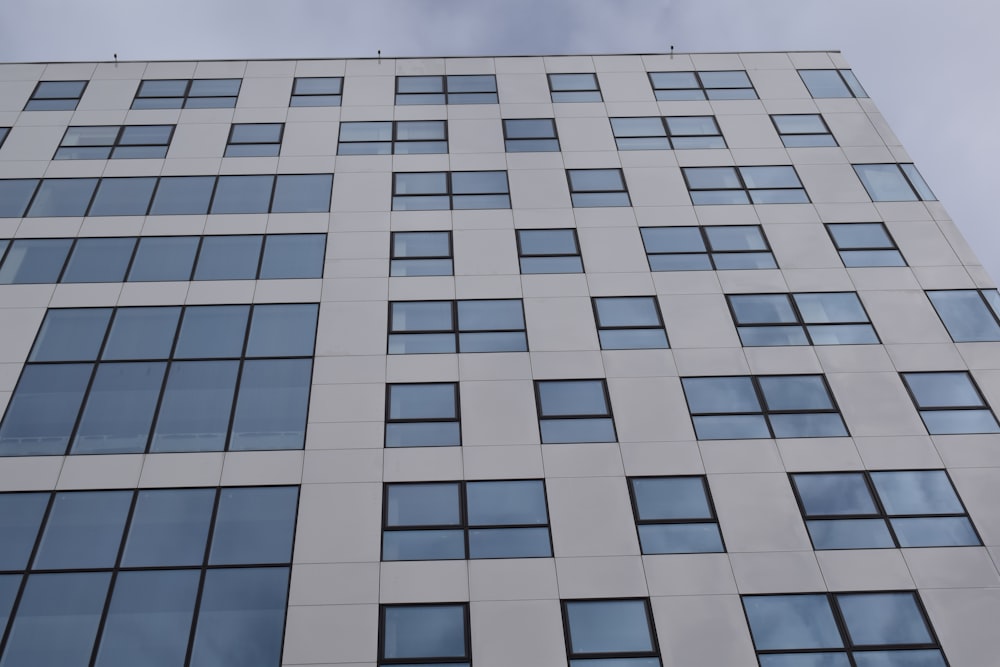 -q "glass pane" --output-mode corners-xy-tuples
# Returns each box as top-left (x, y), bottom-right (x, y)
(389, 383), (457, 420)
(457, 299), (523, 331)
(792, 473), (877, 515)
(599, 329), (669, 350)
(794, 293), (867, 324)
(467, 480), (547, 525)
(122, 488), (215, 567)
(33, 81), (87, 98)
(71, 361), (166, 454)
(88, 177), (157, 216)
(540, 418), (616, 444)
(398, 76), (444, 94)
(641, 227), (706, 253)
(506, 138), (560, 152)
(565, 599), (654, 653)
(230, 123), (282, 143)
(137, 79), (188, 97)
(807, 519), (895, 549)
(705, 226), (768, 251)
(103, 307), (180, 360)
(0, 493), (48, 569)
(666, 116), (719, 136)
(631, 477), (712, 520)
(773, 114), (827, 134)
(118, 125), (173, 145)
(537, 380), (608, 416)
(392, 259), (453, 276)
(393, 194), (451, 210)
(869, 470), (963, 515)
(839, 70), (868, 97)
(649, 72), (700, 89)
(469, 527), (551, 558)
(740, 166), (801, 189)
(394, 231), (450, 258)
(769, 413), (847, 438)
(0, 179), (39, 217)
(188, 79), (240, 97)
(30, 308), (111, 361)
(759, 653), (850, 667)
(611, 117), (666, 137)
(293, 77), (342, 95)
(712, 251), (777, 270)
(903, 372), (983, 408)
(386, 483), (461, 526)
(692, 415), (770, 440)
(595, 297), (661, 327)
(392, 301), (453, 332)
(383, 605), (467, 660)
(549, 74), (598, 91)
(0, 363), (93, 456)
(174, 305), (250, 358)
(26, 178), (98, 217)
(900, 164), (935, 200)
(690, 190), (750, 205)
(211, 175), (274, 214)
(149, 176), (215, 215)
(385, 422), (461, 447)
(854, 164), (918, 202)
(738, 326), (810, 347)
(62, 126), (118, 146)
(920, 409), (999, 434)
(828, 223), (894, 249)
(193, 235), (262, 280)
(837, 592), (932, 646)
(730, 294), (797, 324)
(451, 171), (508, 194)
(128, 236), (198, 281)
(518, 229), (577, 255)
(259, 234), (325, 279)
(638, 523), (724, 554)
(807, 324), (879, 345)
(685, 167), (741, 189)
(759, 376), (834, 411)
(33, 490), (131, 569)
(800, 70), (852, 98)
(230, 358), (311, 451)
(224, 143), (279, 158)
(744, 595), (843, 650)
(568, 169), (625, 192)
(209, 487), (298, 565)
(700, 70), (751, 88)
(0, 575), (19, 642)
(927, 290), (1000, 342)
(272, 174), (333, 213)
(853, 650), (945, 667)
(458, 331), (528, 352)
(840, 250), (906, 267)
(151, 360), (238, 452)
(340, 121), (392, 142)
(396, 120), (446, 141)
(890, 517), (980, 547)
(520, 256), (583, 274)
(383, 530), (465, 560)
(389, 333), (456, 354)
(616, 137), (671, 150)
(782, 134), (837, 148)
(505, 119), (557, 139)
(246, 304), (317, 357)
(682, 376), (760, 413)
(61, 237), (136, 282)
